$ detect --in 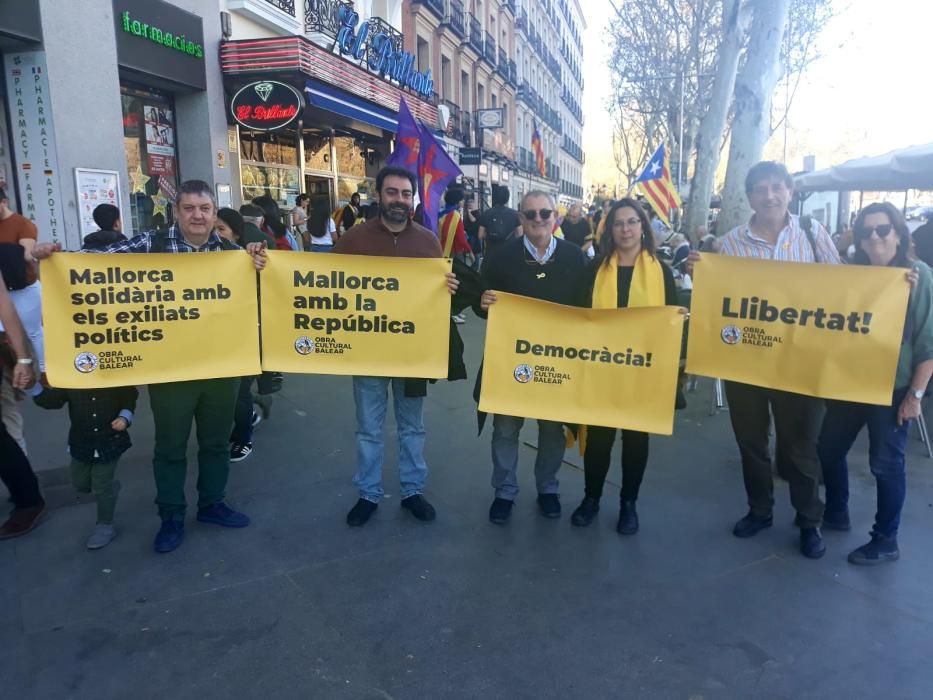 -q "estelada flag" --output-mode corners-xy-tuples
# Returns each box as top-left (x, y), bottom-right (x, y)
(633, 143), (681, 228)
